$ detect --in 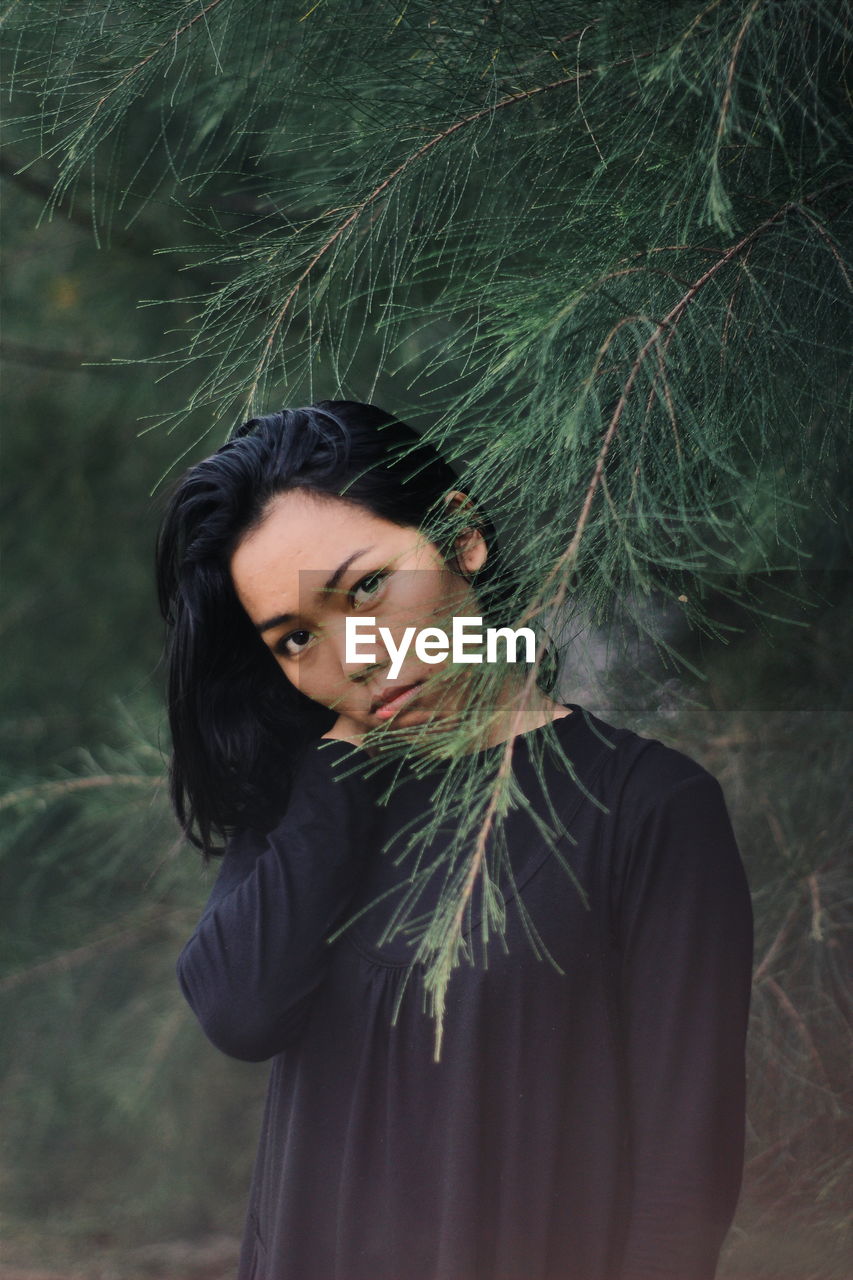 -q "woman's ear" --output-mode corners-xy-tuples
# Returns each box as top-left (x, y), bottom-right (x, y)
(443, 489), (488, 576)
